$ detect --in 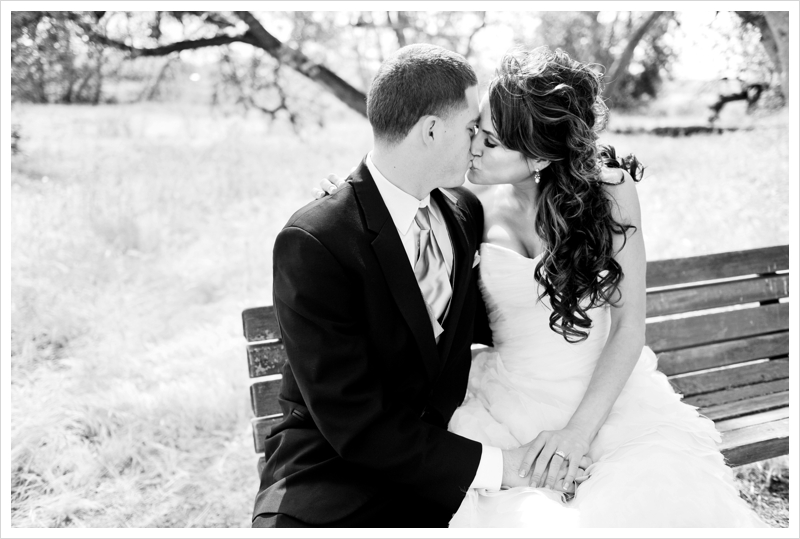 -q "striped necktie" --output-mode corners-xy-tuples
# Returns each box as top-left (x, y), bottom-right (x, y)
(414, 206), (452, 339)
